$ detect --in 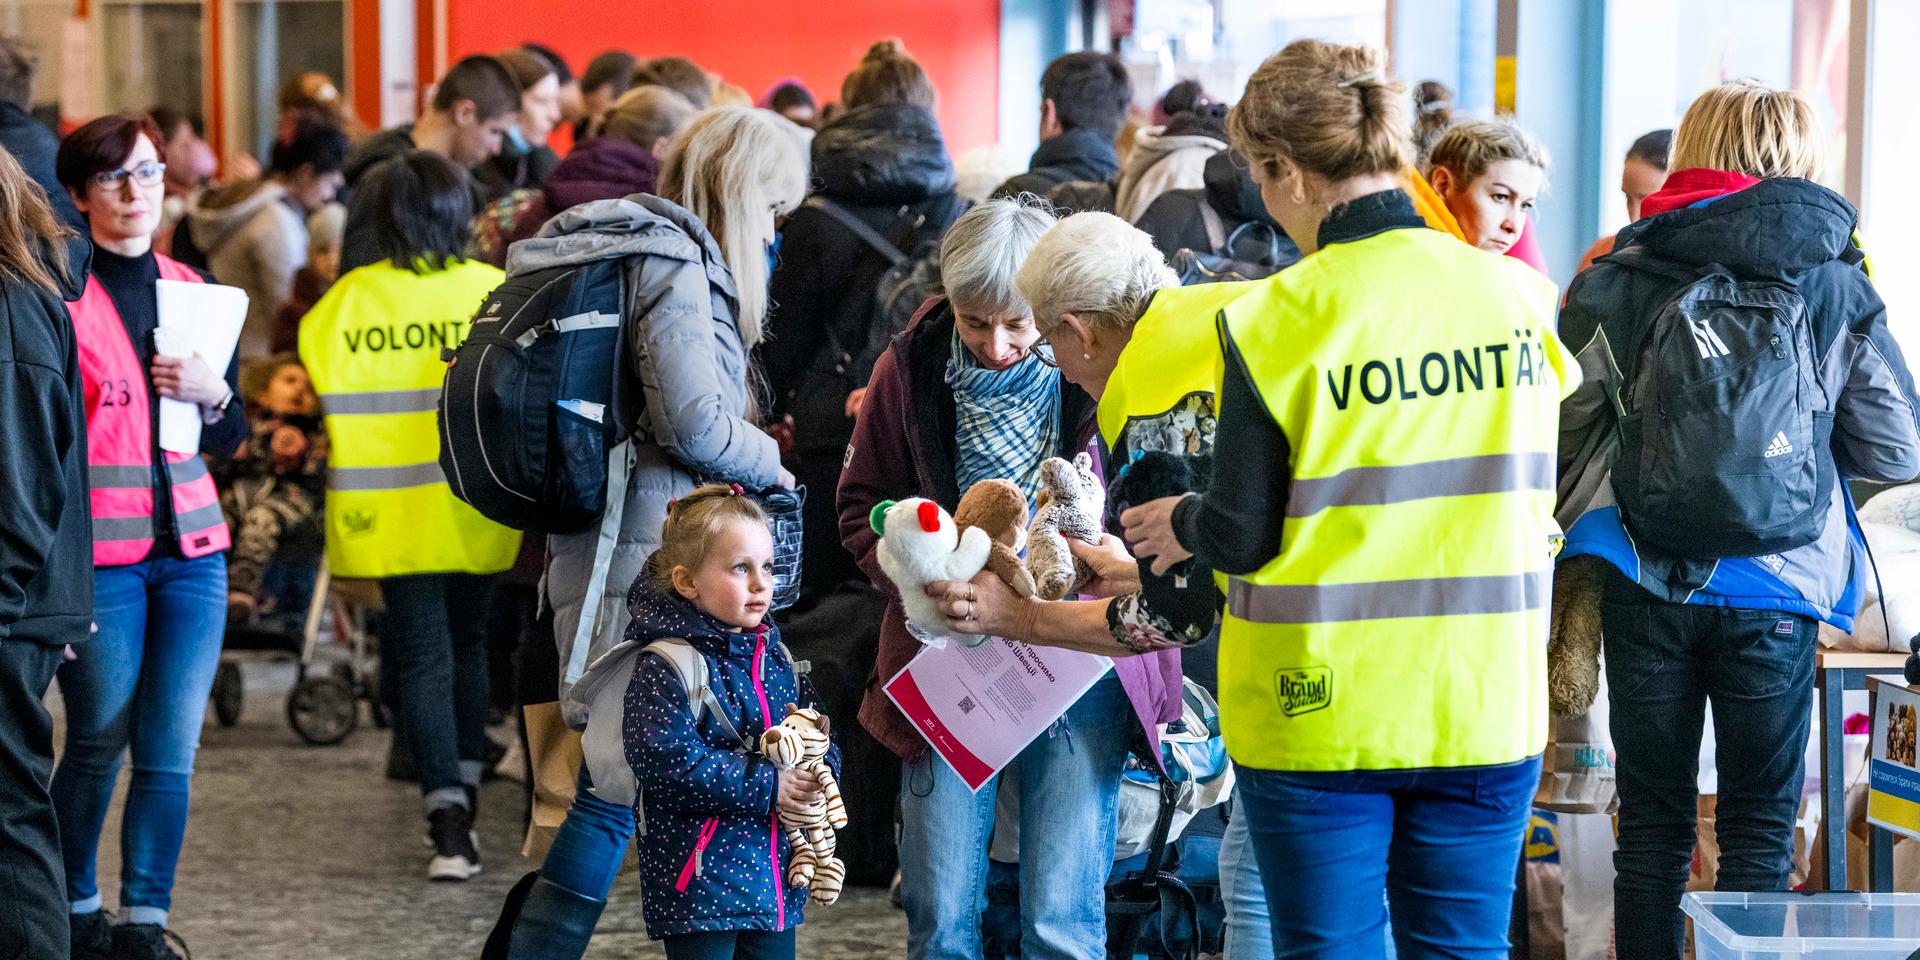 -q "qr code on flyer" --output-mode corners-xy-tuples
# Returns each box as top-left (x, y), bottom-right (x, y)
(958, 696), (976, 715)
